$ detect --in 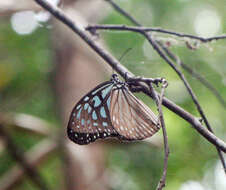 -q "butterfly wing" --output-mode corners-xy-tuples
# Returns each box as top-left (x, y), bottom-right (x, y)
(110, 87), (160, 140)
(67, 81), (120, 145)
